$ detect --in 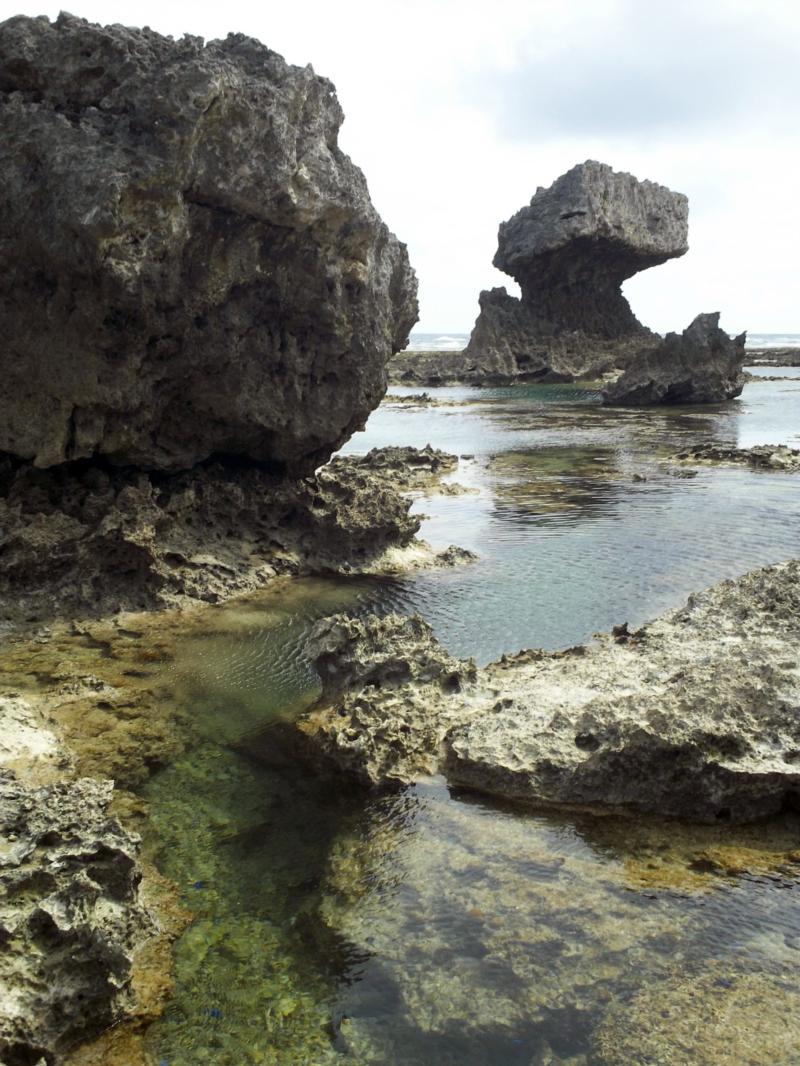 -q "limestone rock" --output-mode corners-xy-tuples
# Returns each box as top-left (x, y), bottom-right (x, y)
(494, 160), (688, 330)
(391, 162), (746, 402)
(293, 561), (800, 822)
(0, 13), (417, 473)
(0, 450), (423, 623)
(0, 773), (152, 1064)
(300, 613), (477, 785)
(445, 561), (800, 822)
(456, 161), (687, 381)
(601, 313), (746, 405)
